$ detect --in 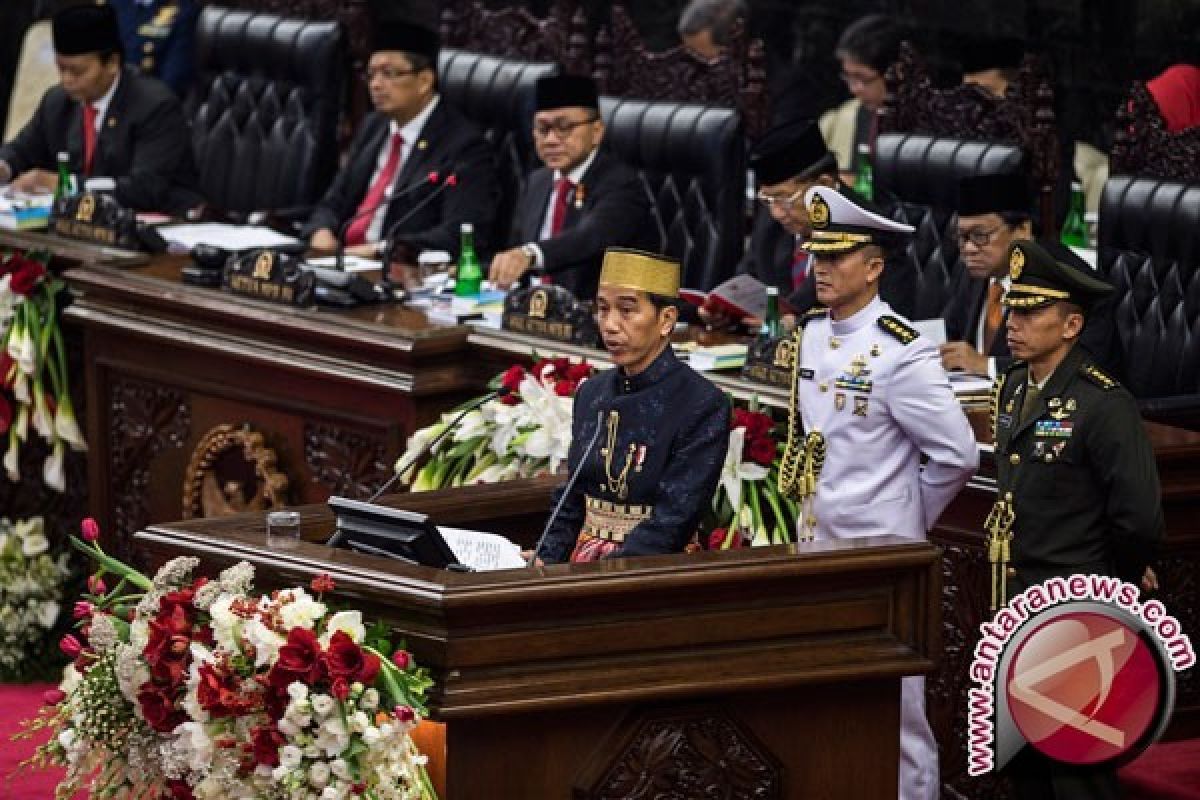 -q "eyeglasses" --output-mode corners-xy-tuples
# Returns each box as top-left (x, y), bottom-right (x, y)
(756, 187), (805, 210)
(840, 70), (882, 89)
(533, 117), (597, 139)
(956, 225), (1004, 248)
(364, 66), (419, 82)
